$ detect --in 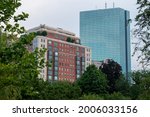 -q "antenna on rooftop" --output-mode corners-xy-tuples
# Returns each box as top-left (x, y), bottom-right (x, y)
(105, 2), (107, 9)
(113, 2), (115, 8)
